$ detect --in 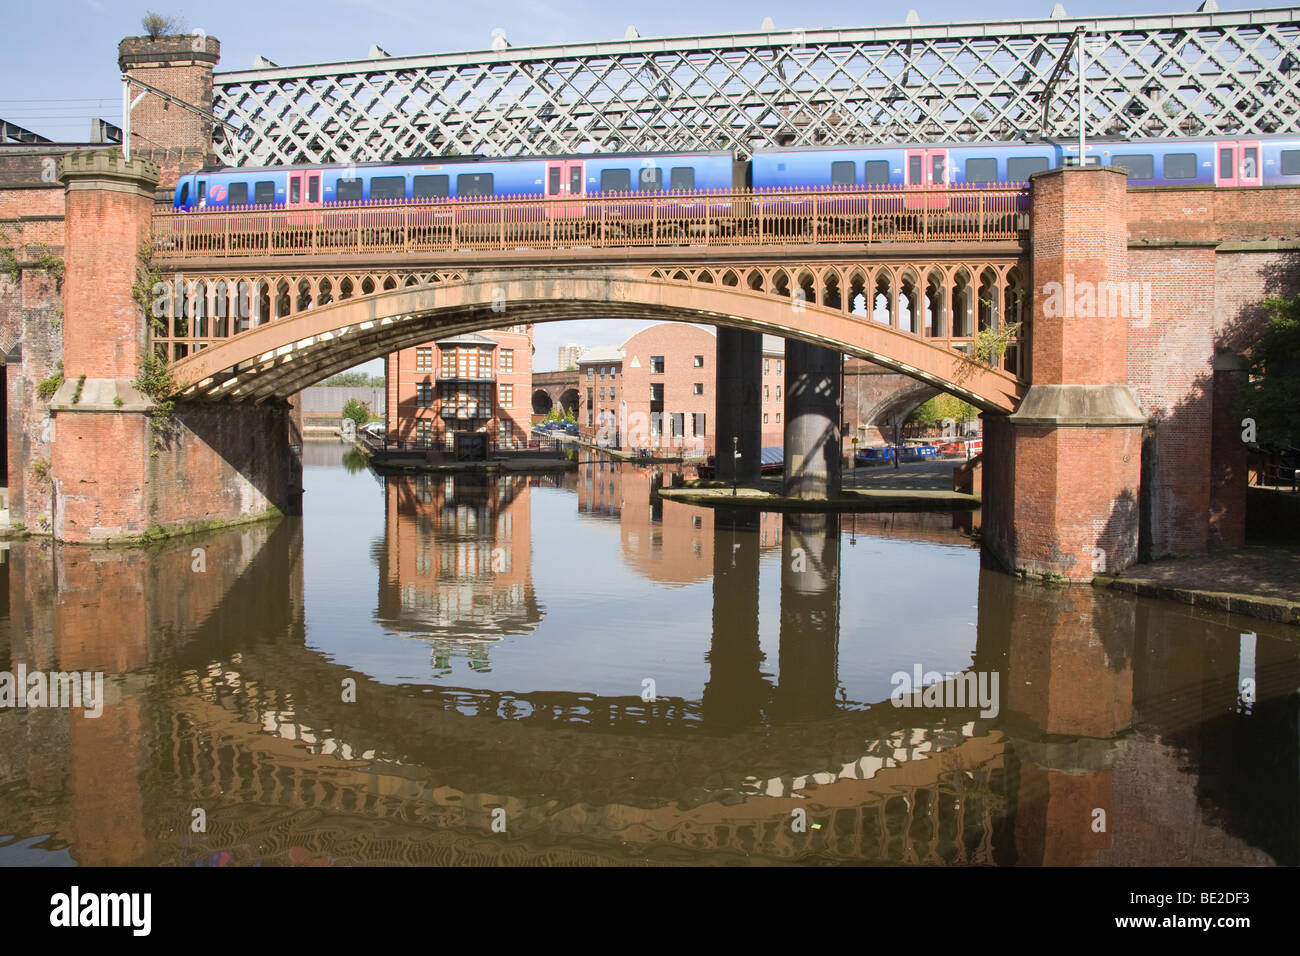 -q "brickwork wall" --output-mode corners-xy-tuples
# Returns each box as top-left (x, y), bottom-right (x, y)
(1127, 187), (1300, 244)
